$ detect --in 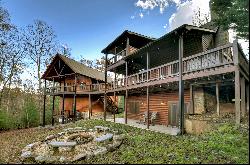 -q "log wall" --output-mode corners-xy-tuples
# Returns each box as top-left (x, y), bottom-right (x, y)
(127, 90), (191, 125)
